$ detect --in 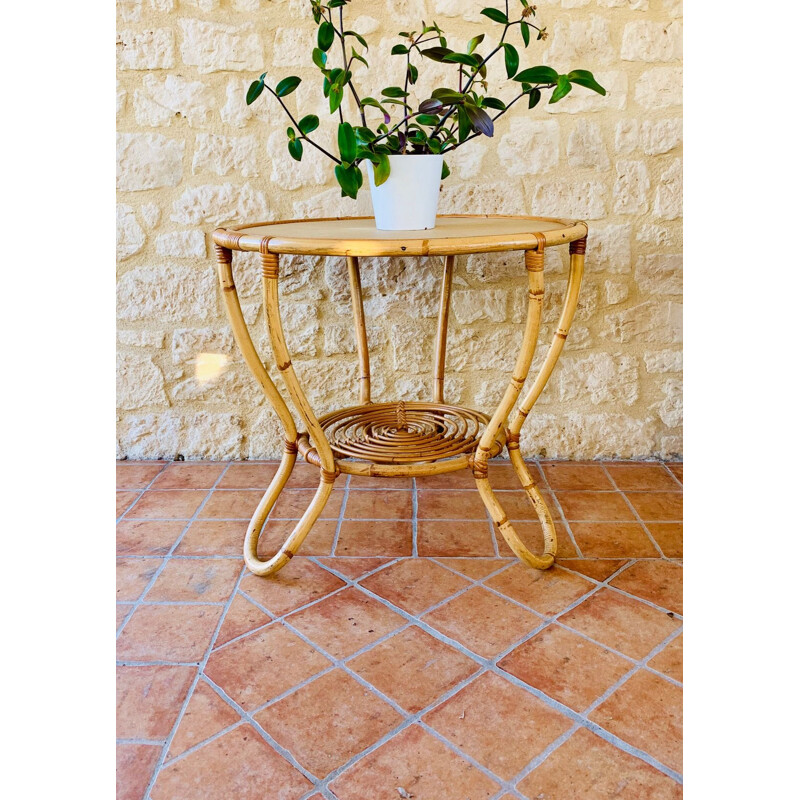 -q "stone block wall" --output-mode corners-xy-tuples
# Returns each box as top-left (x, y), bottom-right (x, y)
(116, 0), (683, 460)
